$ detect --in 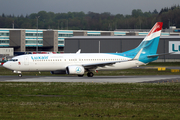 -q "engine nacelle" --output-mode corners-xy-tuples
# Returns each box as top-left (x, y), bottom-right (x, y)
(66, 66), (85, 75)
(50, 70), (66, 74)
